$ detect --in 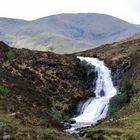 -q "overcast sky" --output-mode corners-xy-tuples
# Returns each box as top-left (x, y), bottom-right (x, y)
(0, 0), (140, 24)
